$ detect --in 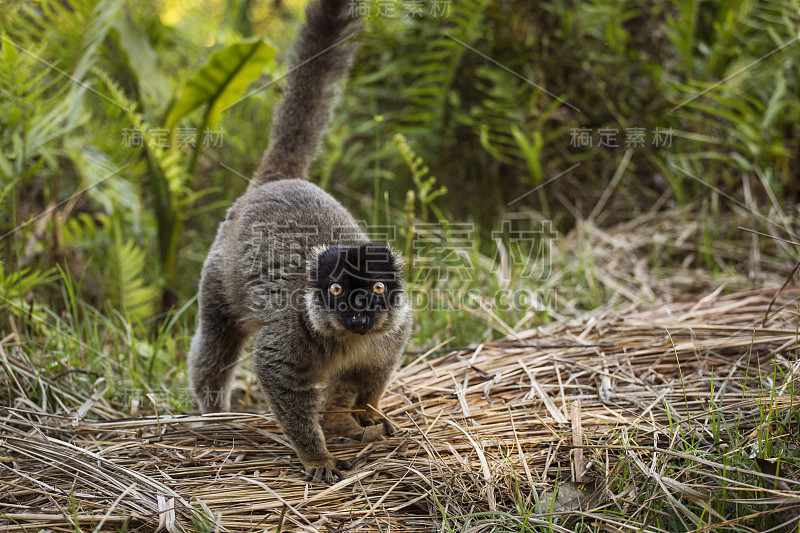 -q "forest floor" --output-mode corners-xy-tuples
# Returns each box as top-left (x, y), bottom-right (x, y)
(3, 285), (800, 532)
